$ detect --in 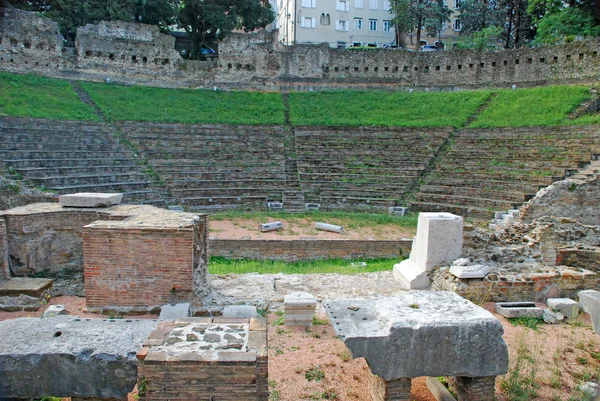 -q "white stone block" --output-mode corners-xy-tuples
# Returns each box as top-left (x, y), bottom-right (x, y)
(578, 290), (600, 314)
(494, 211), (507, 220)
(59, 193), (123, 208)
(393, 260), (430, 290)
(503, 215), (515, 224)
(42, 305), (67, 318)
(547, 298), (580, 319)
(159, 303), (190, 320)
(449, 264), (492, 279)
(223, 305), (258, 319)
(284, 292), (316, 327)
(508, 209), (520, 217)
(409, 213), (463, 271)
